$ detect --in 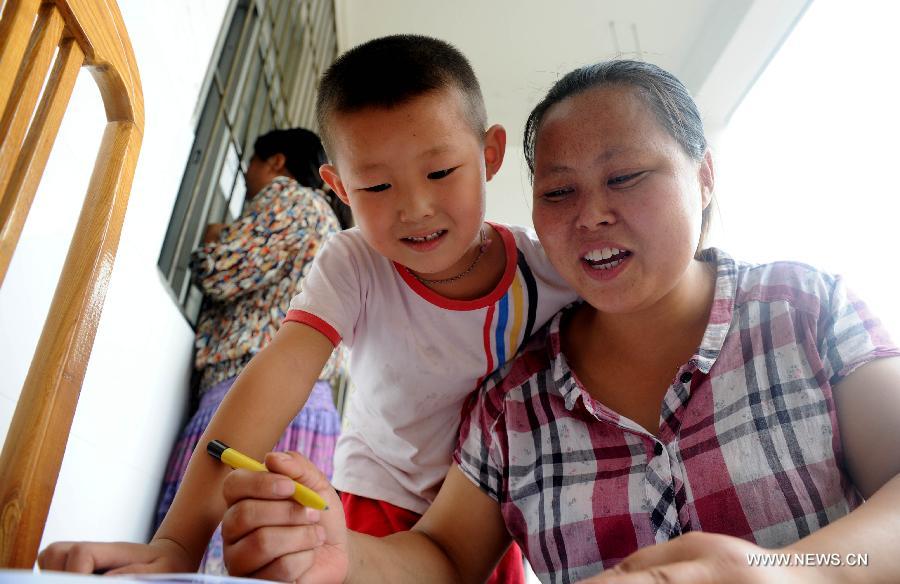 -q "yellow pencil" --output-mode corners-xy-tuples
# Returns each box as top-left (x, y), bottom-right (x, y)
(207, 440), (328, 510)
